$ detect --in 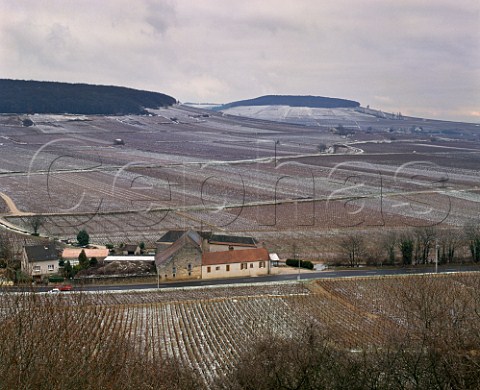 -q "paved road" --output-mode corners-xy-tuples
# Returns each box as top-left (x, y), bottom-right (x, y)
(27, 264), (480, 293)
